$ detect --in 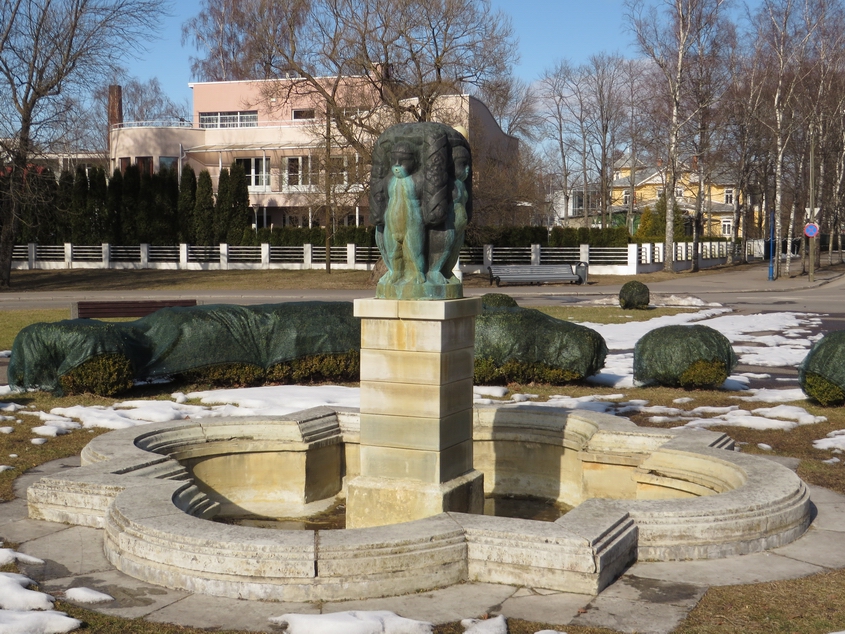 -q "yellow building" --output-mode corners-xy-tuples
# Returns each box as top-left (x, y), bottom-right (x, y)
(611, 156), (739, 238)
